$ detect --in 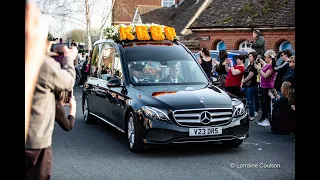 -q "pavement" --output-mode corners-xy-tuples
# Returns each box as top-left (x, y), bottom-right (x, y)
(51, 85), (295, 180)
